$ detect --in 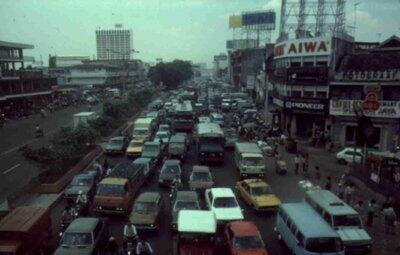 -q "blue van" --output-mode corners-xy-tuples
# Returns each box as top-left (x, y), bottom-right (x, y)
(275, 203), (344, 255)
